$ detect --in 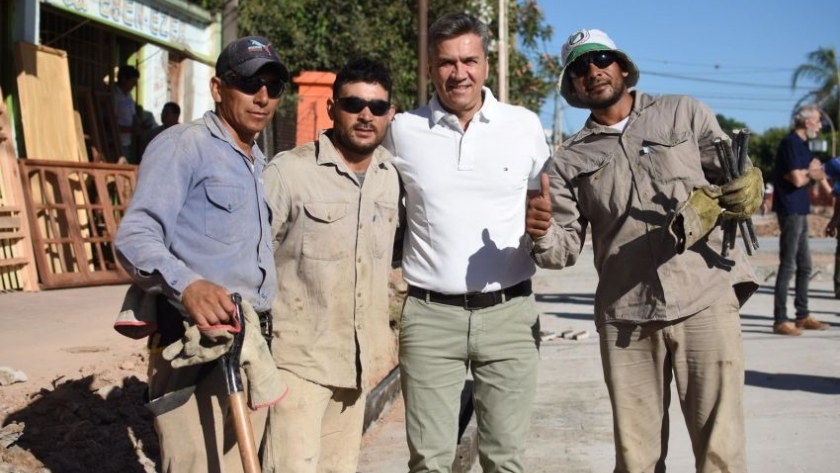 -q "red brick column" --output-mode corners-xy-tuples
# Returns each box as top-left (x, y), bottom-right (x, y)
(293, 71), (336, 146)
